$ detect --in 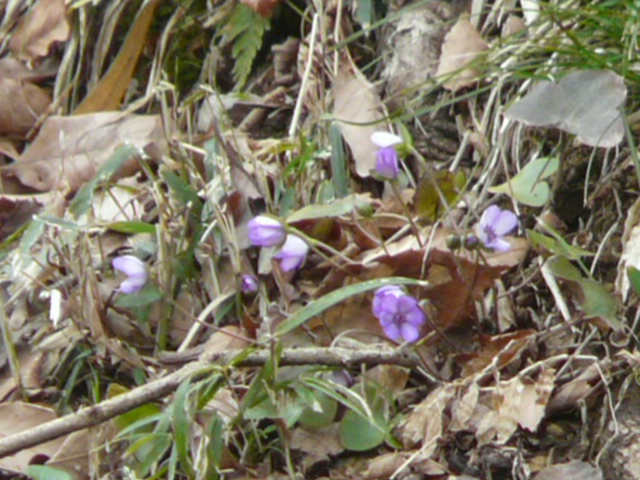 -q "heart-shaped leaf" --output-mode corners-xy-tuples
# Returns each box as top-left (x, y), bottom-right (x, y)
(506, 70), (626, 148)
(489, 156), (559, 206)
